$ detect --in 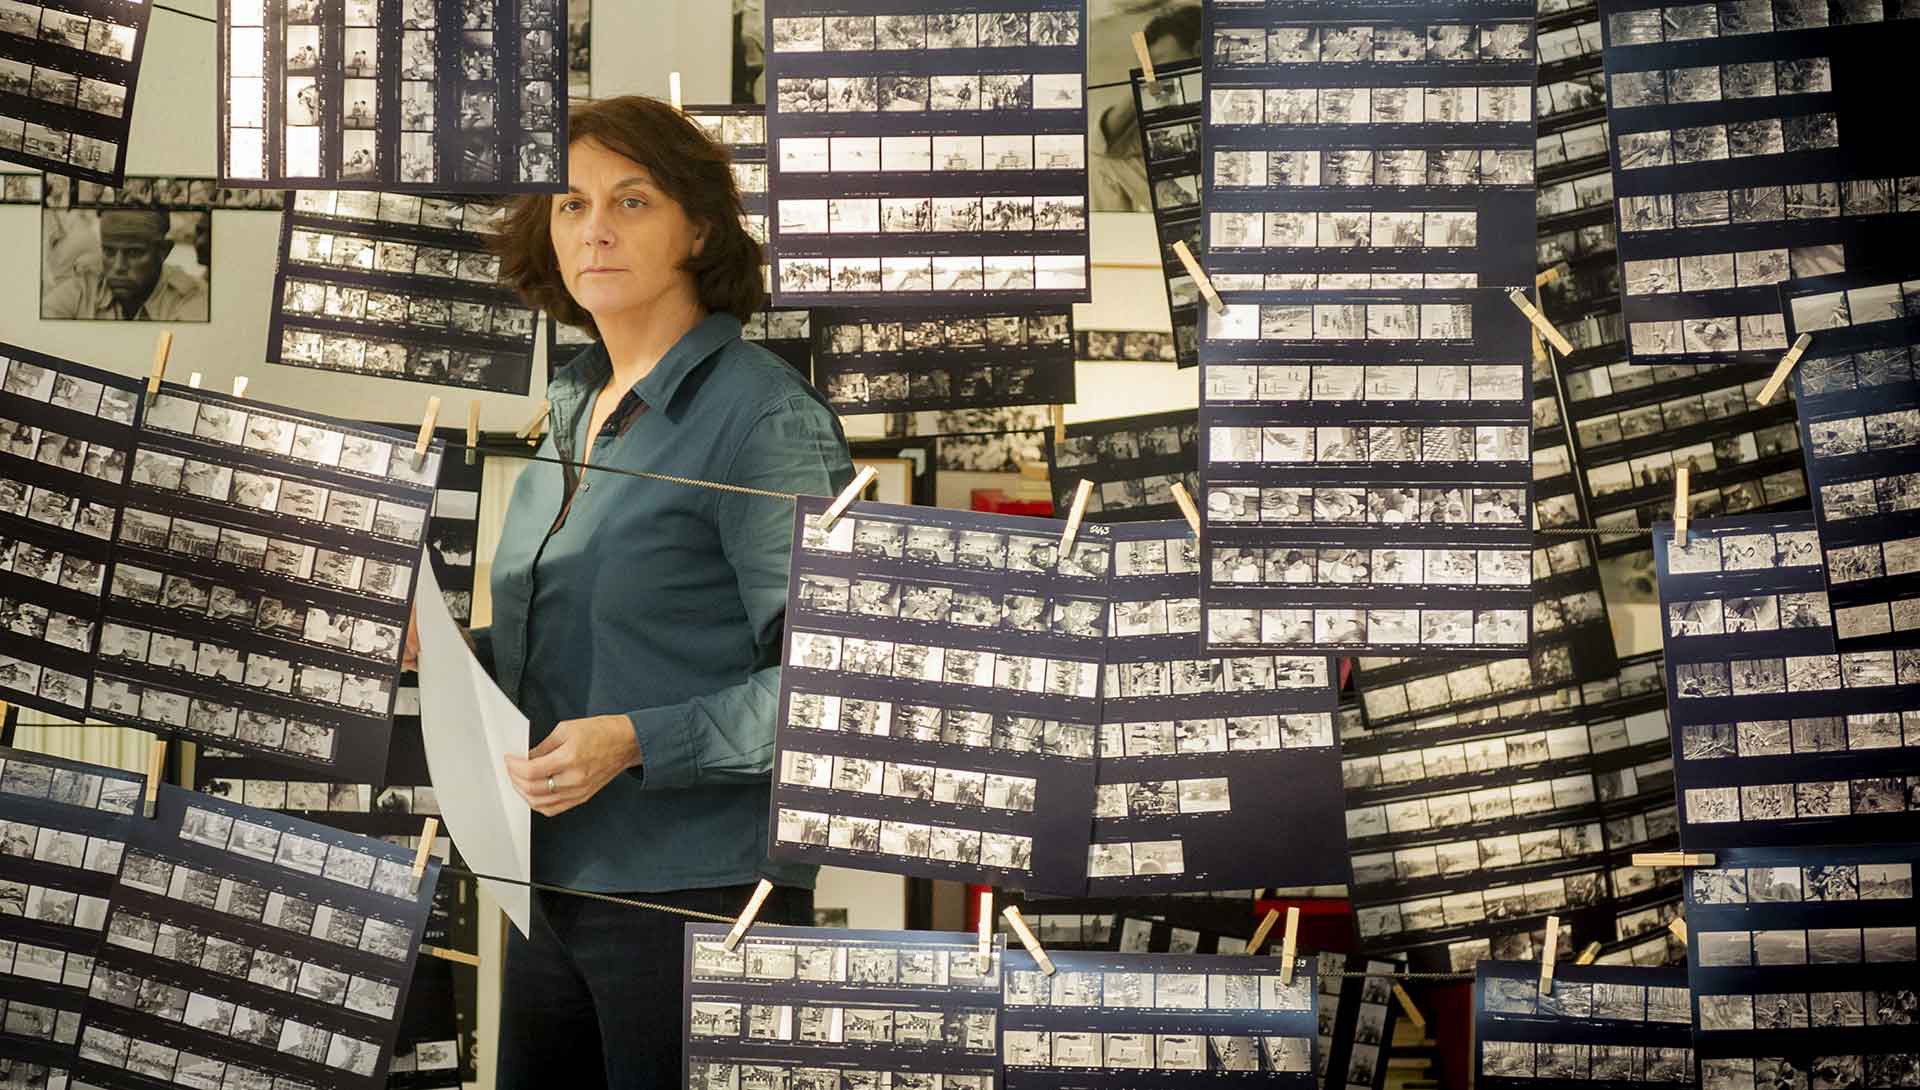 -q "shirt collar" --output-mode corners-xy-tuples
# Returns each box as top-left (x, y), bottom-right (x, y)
(557, 312), (742, 417)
